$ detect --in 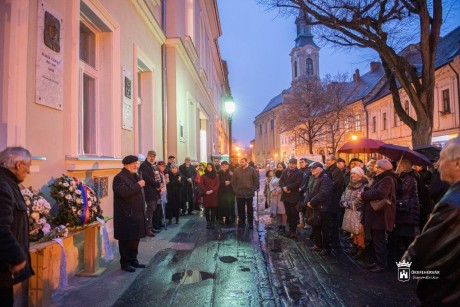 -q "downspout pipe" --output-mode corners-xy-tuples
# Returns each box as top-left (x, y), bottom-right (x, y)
(448, 62), (460, 128)
(161, 0), (168, 159)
